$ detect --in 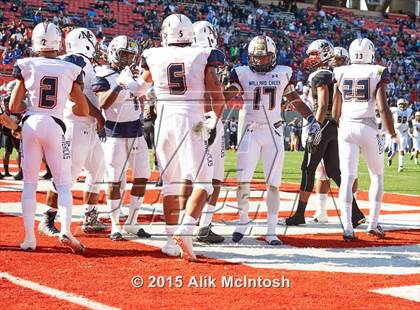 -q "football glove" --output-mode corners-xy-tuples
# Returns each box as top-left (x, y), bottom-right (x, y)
(387, 135), (399, 160)
(116, 66), (136, 91)
(98, 129), (106, 142)
(306, 116), (322, 153)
